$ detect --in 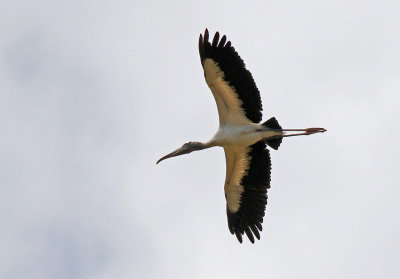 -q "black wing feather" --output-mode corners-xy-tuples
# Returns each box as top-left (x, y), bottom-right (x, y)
(199, 29), (263, 123)
(226, 141), (271, 243)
